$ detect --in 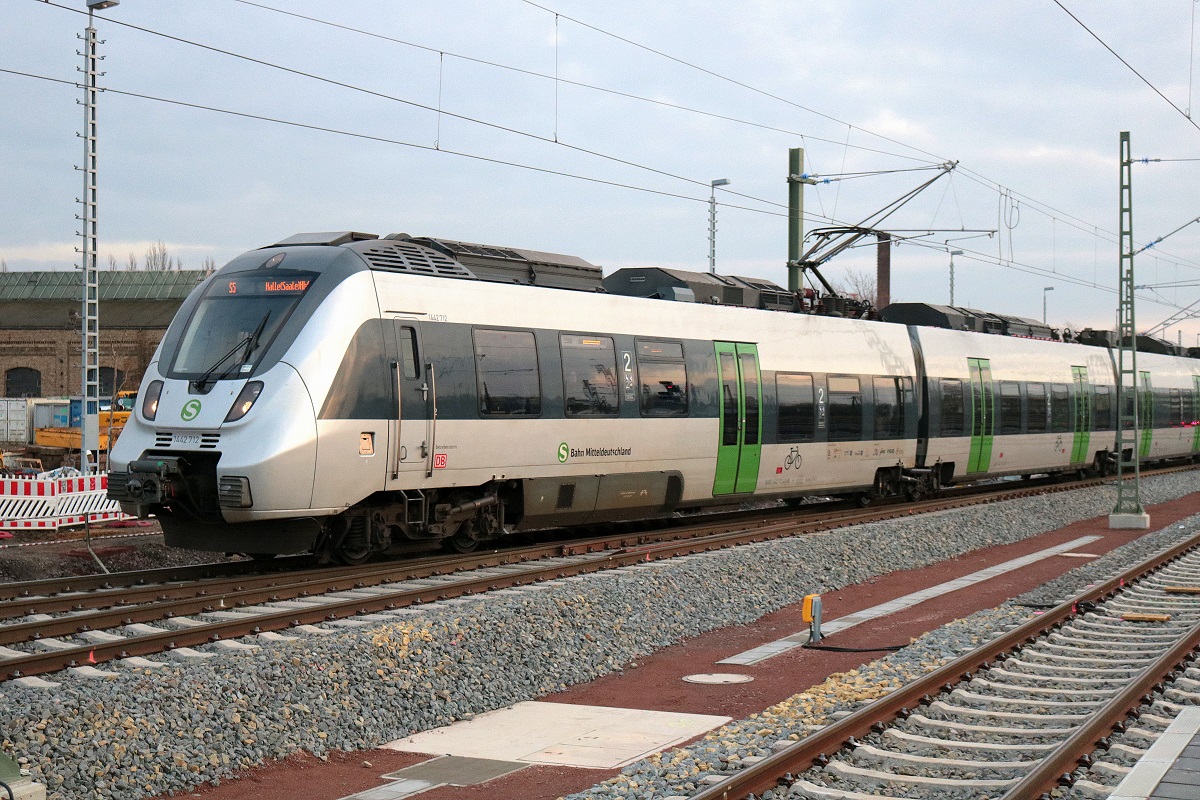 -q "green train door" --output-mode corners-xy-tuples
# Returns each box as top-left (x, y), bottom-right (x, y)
(1139, 371), (1153, 458)
(967, 357), (993, 474)
(1193, 376), (1200, 453)
(713, 342), (762, 495)
(1070, 366), (1092, 466)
